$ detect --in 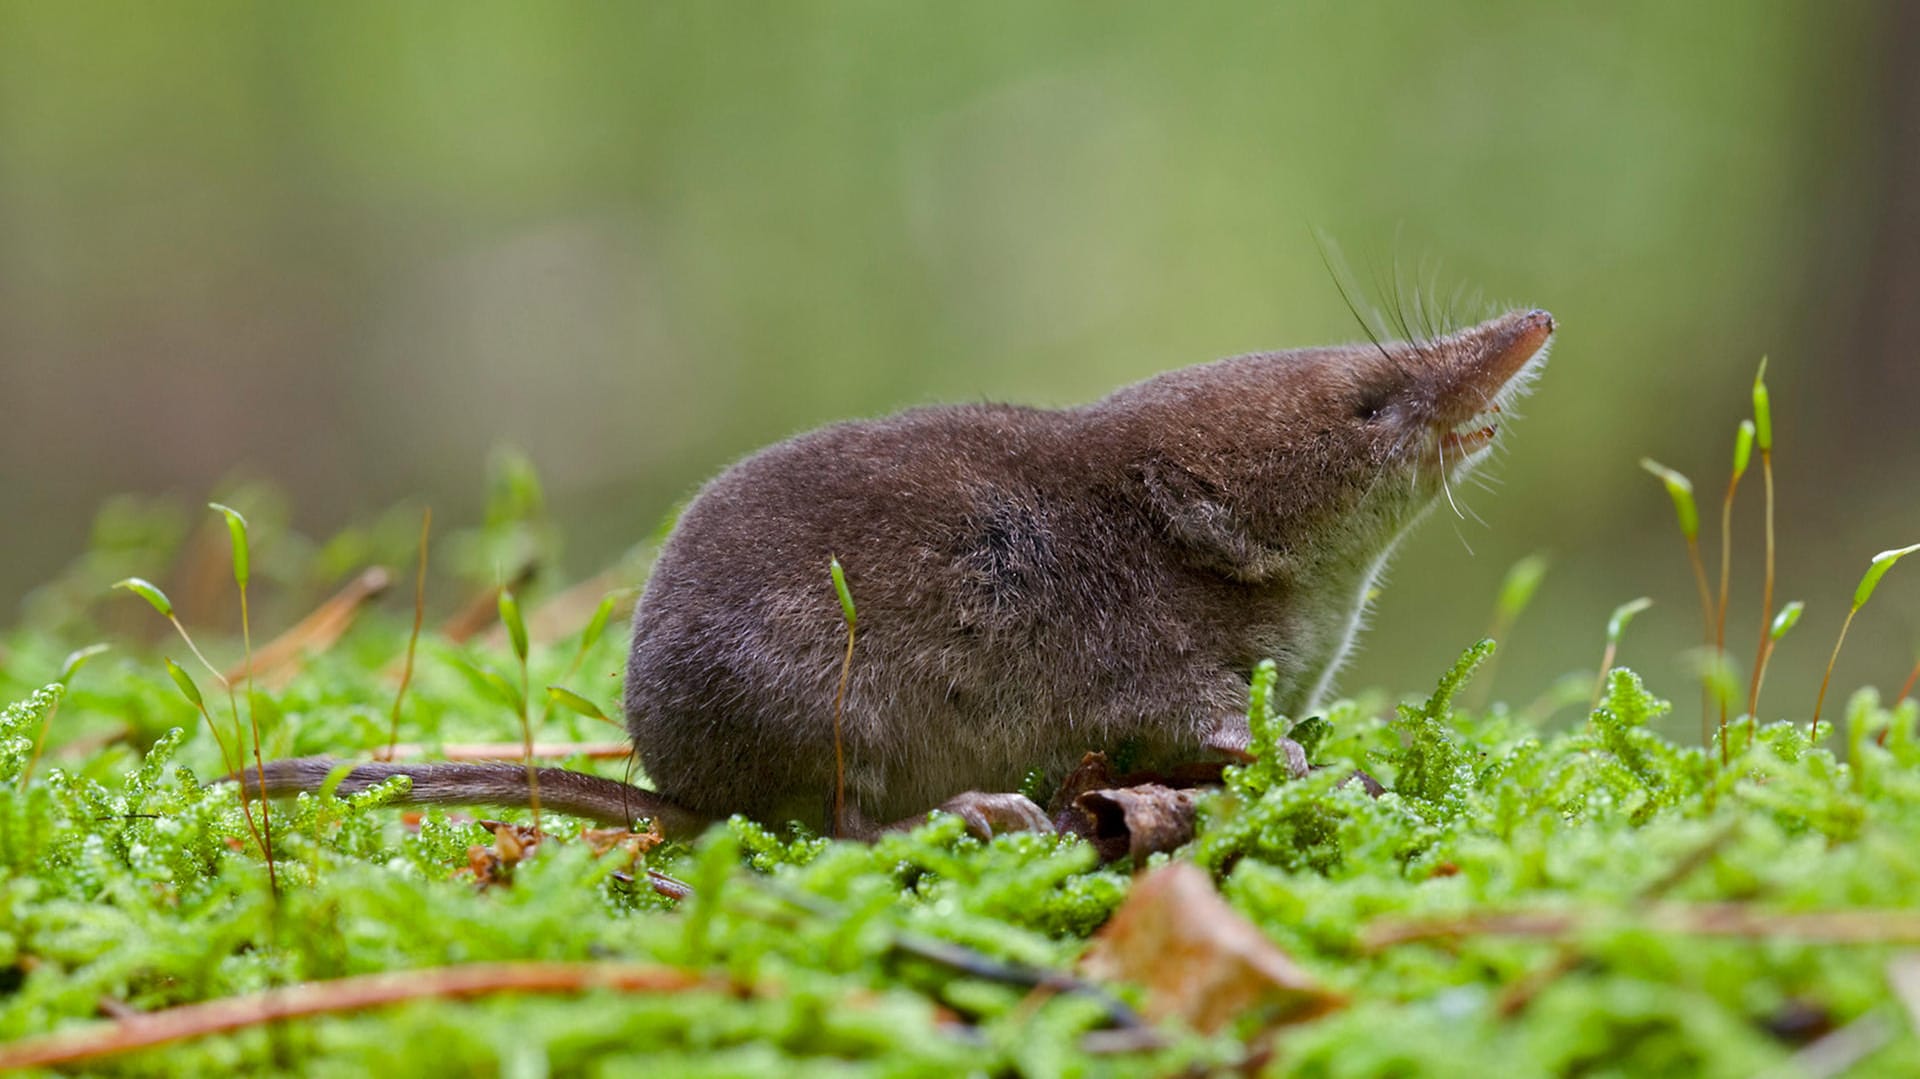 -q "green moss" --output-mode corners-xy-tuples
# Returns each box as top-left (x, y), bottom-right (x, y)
(7, 493), (1920, 1075)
